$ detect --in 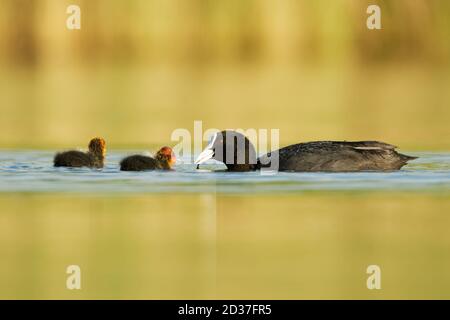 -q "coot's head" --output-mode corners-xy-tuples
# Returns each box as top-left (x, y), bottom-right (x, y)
(155, 146), (176, 169)
(88, 137), (106, 158)
(195, 130), (258, 171)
